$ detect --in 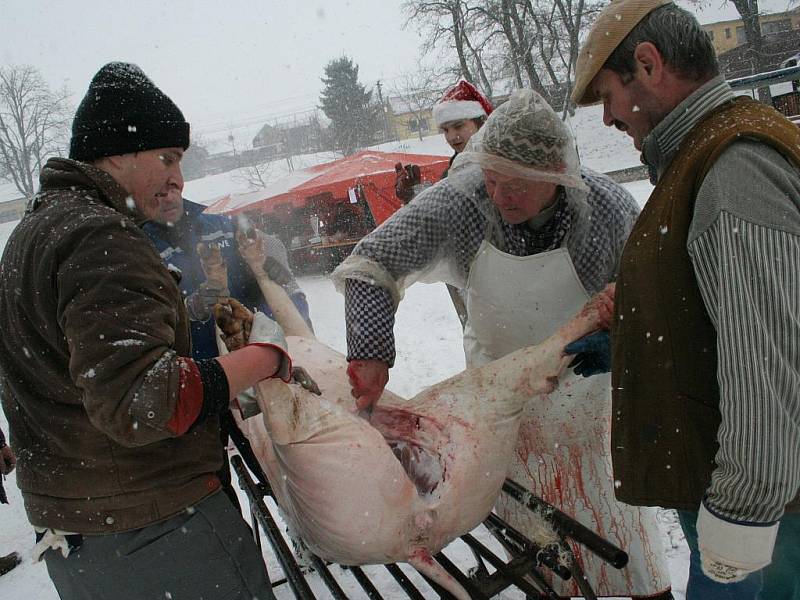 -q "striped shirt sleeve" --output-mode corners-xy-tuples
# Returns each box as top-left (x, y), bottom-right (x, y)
(689, 143), (800, 524)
